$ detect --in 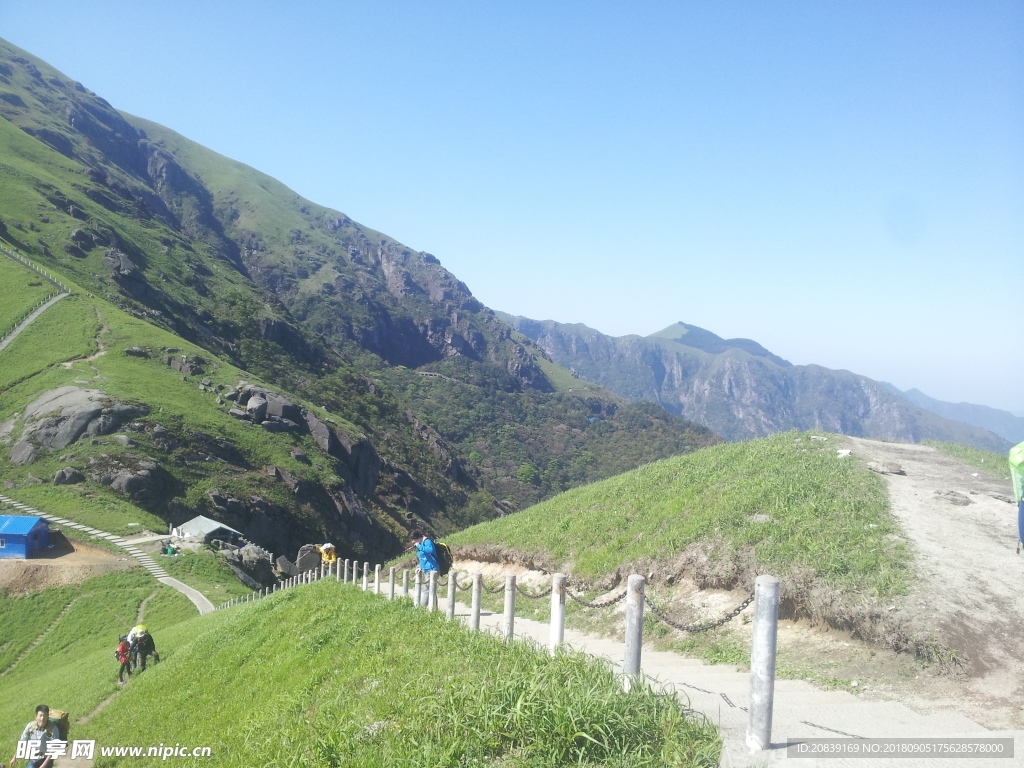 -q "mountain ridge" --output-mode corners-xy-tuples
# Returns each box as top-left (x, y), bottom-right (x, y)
(0, 36), (720, 562)
(499, 312), (1011, 452)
